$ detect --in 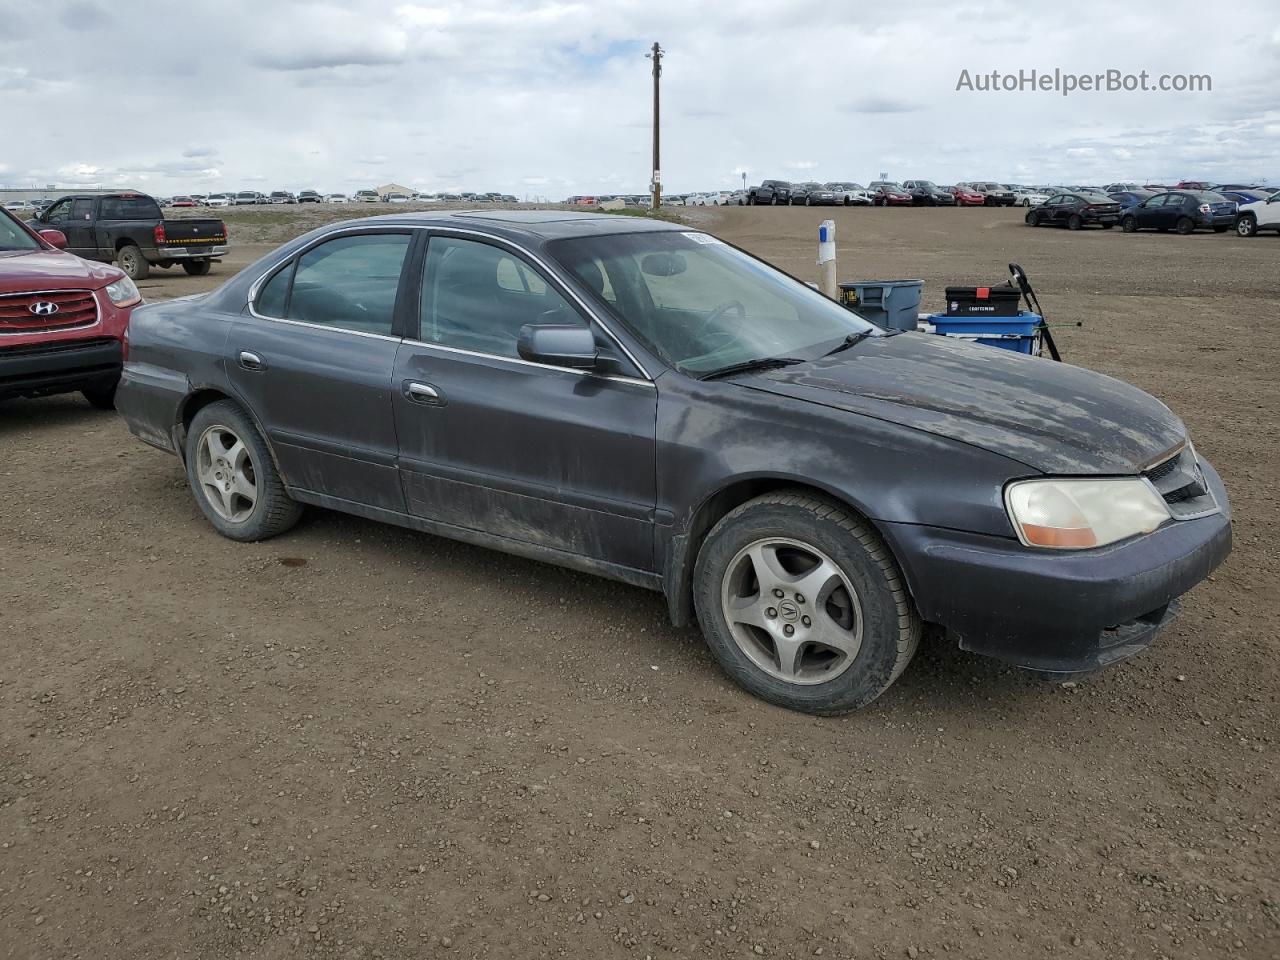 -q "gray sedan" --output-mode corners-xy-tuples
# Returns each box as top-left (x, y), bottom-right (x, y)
(117, 211), (1230, 714)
